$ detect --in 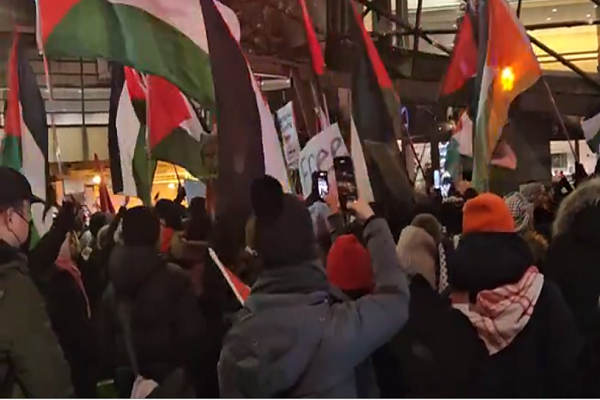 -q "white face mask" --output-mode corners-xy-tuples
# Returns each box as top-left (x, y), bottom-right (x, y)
(5, 204), (32, 249)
